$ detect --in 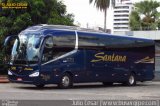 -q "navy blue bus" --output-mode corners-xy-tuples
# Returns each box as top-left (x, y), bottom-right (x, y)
(4, 25), (155, 88)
